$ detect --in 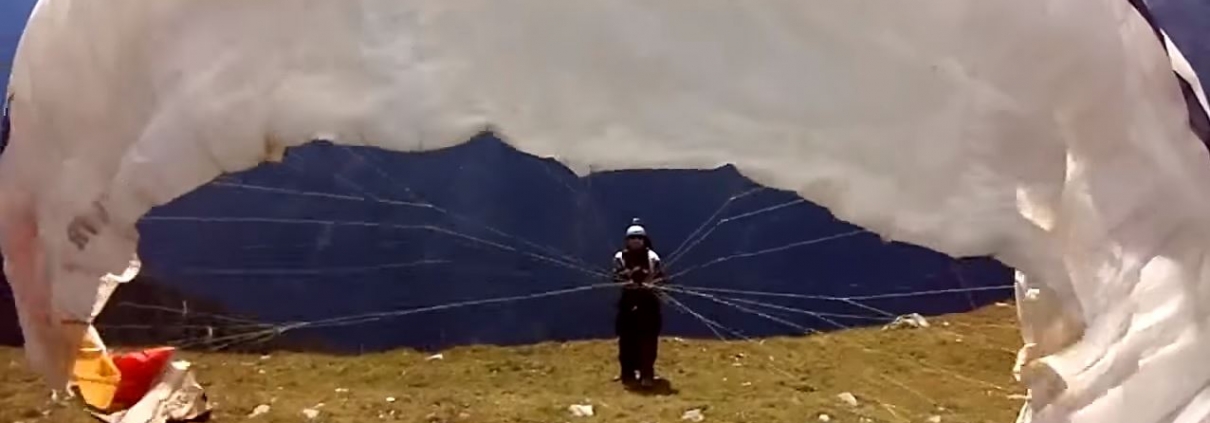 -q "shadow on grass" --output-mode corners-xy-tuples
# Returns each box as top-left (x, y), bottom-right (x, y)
(624, 378), (678, 396)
